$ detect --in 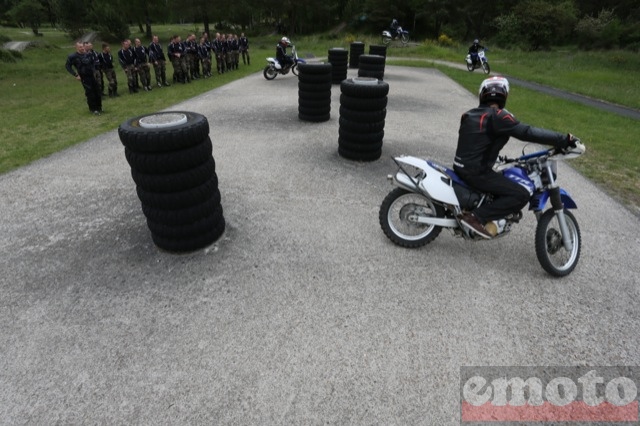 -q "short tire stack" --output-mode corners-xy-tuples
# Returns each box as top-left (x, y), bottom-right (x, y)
(298, 62), (333, 123)
(369, 44), (387, 58)
(327, 48), (349, 84)
(357, 54), (386, 80)
(118, 111), (225, 252)
(349, 42), (365, 68)
(338, 78), (389, 161)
